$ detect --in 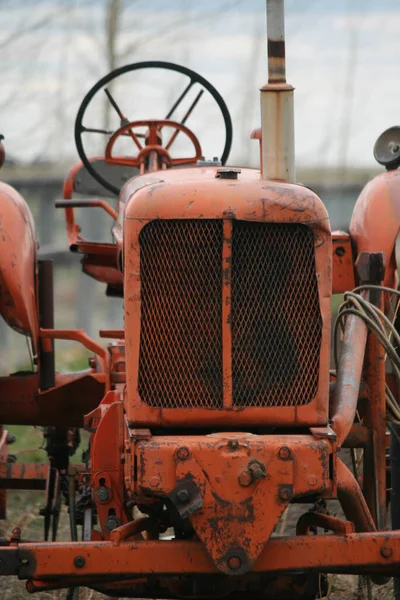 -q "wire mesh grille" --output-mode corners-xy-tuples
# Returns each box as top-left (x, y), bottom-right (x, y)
(231, 221), (322, 407)
(138, 219), (223, 408)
